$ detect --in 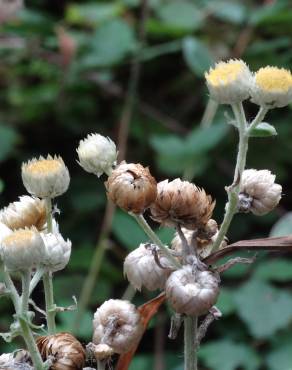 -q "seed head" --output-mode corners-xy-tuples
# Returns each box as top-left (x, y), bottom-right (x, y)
(37, 332), (85, 370)
(93, 299), (143, 354)
(77, 133), (117, 177)
(240, 169), (282, 215)
(251, 66), (292, 108)
(0, 228), (46, 271)
(22, 155), (70, 198)
(150, 179), (215, 230)
(124, 243), (173, 291)
(166, 266), (220, 316)
(0, 196), (47, 231)
(105, 162), (157, 214)
(205, 59), (253, 104)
